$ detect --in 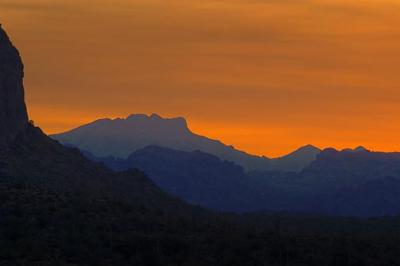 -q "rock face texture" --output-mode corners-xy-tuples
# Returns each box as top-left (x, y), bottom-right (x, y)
(0, 25), (28, 148)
